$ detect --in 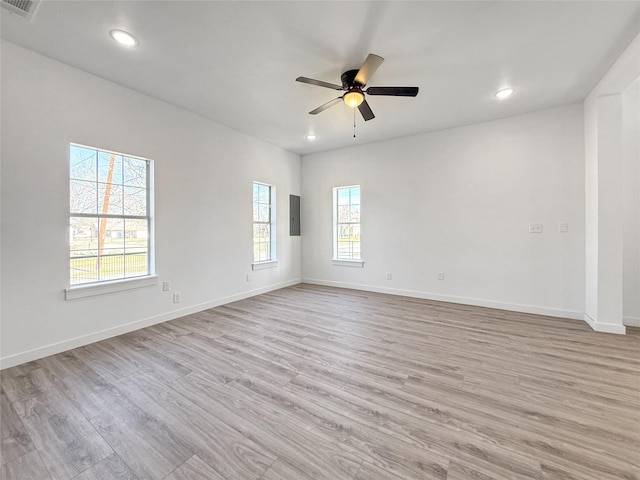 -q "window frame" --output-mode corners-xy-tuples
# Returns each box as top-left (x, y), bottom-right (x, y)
(66, 143), (156, 296)
(252, 181), (277, 267)
(333, 185), (363, 266)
